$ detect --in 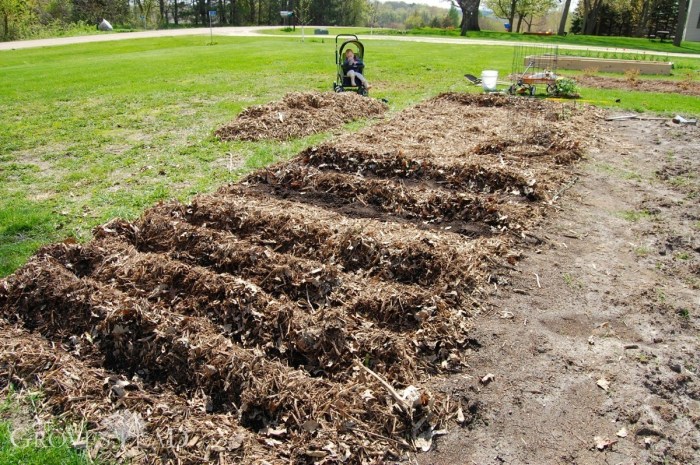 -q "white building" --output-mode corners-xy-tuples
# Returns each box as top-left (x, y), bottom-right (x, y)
(685, 0), (700, 41)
